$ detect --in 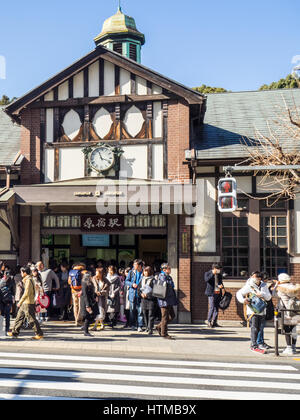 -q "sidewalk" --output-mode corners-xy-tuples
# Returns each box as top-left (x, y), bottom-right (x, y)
(1, 321), (299, 361)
